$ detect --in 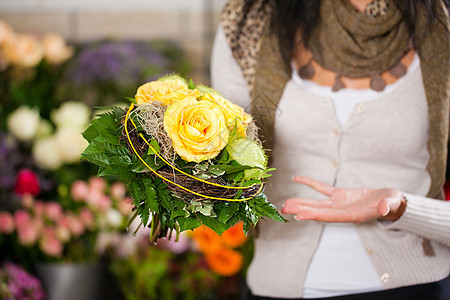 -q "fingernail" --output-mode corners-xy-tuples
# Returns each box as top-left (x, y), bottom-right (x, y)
(294, 215), (301, 221)
(381, 204), (390, 217)
(291, 176), (296, 182)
